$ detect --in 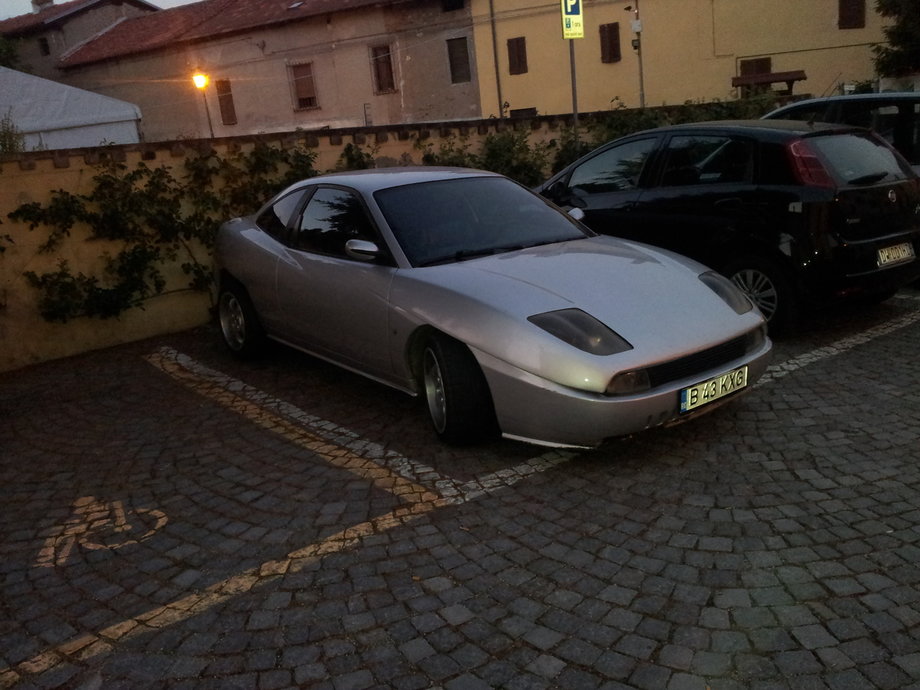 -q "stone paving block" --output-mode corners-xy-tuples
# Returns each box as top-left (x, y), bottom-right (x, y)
(5, 309), (920, 688)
